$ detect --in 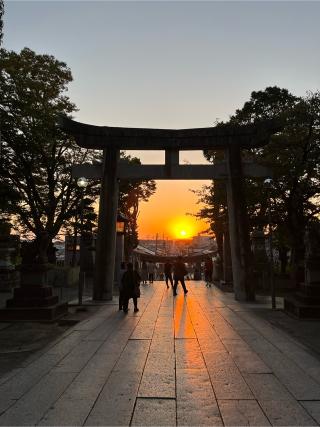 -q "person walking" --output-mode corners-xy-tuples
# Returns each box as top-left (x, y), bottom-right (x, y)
(121, 262), (141, 313)
(141, 261), (148, 284)
(118, 261), (126, 311)
(153, 263), (158, 281)
(204, 256), (213, 287)
(147, 262), (155, 283)
(164, 261), (173, 289)
(173, 256), (188, 296)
